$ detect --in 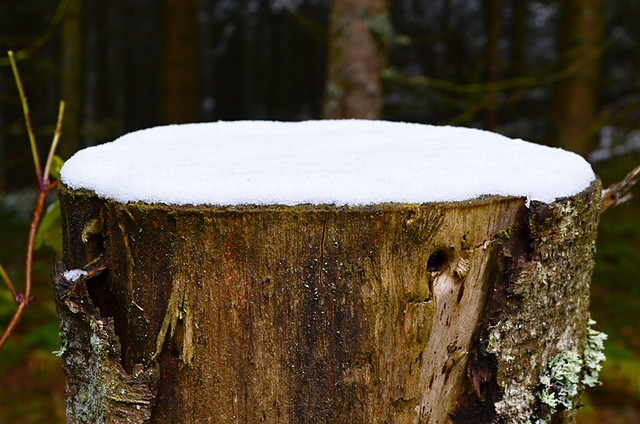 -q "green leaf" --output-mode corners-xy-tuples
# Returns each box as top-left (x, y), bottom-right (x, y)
(35, 200), (62, 257)
(49, 154), (65, 180)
